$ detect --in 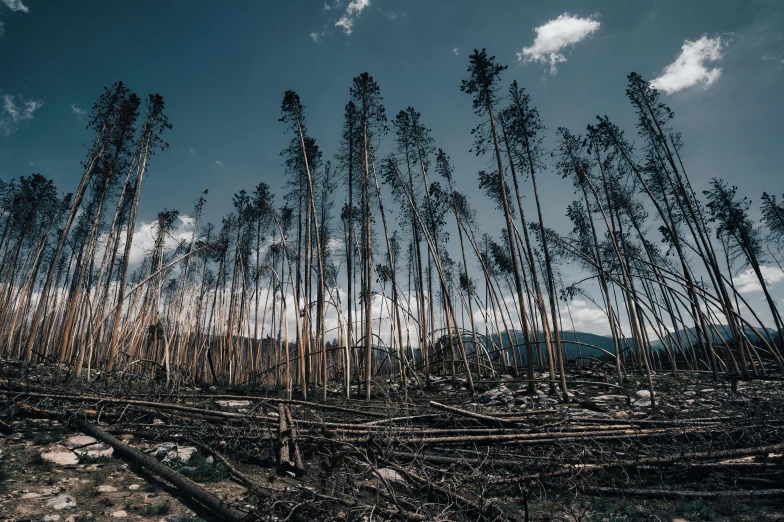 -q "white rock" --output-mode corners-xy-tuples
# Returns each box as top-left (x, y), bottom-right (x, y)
(215, 400), (251, 409)
(97, 485), (117, 492)
(147, 442), (197, 463)
(146, 442), (176, 458)
(47, 494), (77, 510)
(635, 390), (651, 398)
(44, 515), (61, 521)
(21, 492), (42, 499)
(63, 435), (98, 449)
(594, 394), (628, 401)
(74, 443), (113, 459)
(111, 510), (128, 518)
(41, 445), (79, 466)
(164, 446), (197, 463)
(374, 468), (405, 484)
(128, 484), (140, 490)
(635, 398), (652, 407)
(477, 384), (514, 405)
